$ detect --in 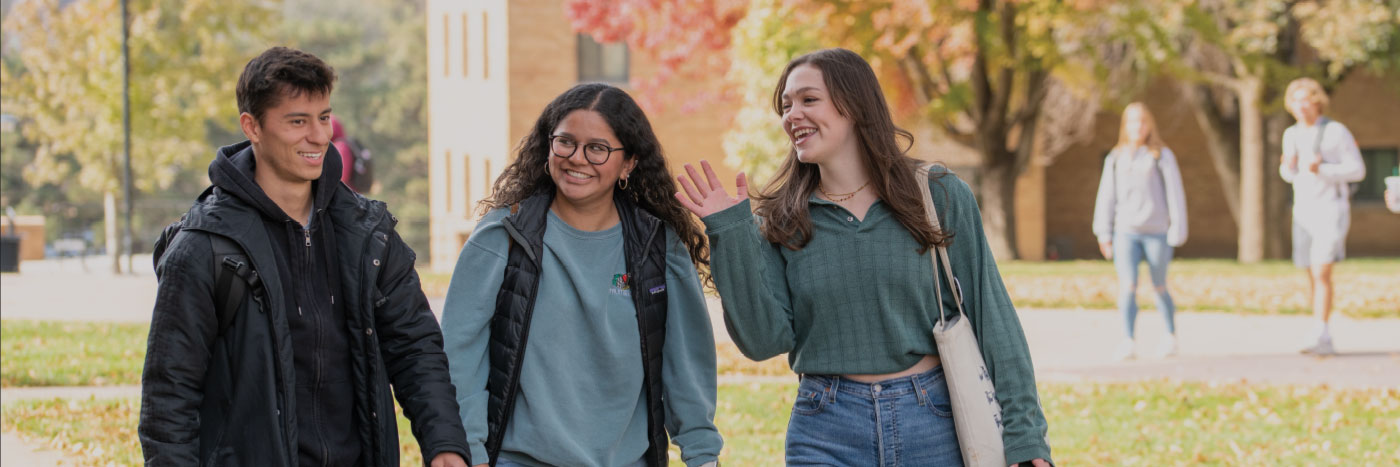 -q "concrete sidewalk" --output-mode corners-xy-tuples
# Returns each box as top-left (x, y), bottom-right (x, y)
(3, 255), (1397, 387)
(3, 258), (1398, 466)
(729, 302), (1400, 388)
(1, 433), (65, 467)
(0, 254), (156, 323)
